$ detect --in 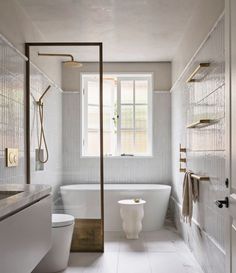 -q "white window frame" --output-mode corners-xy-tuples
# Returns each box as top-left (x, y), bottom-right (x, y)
(81, 73), (153, 158)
